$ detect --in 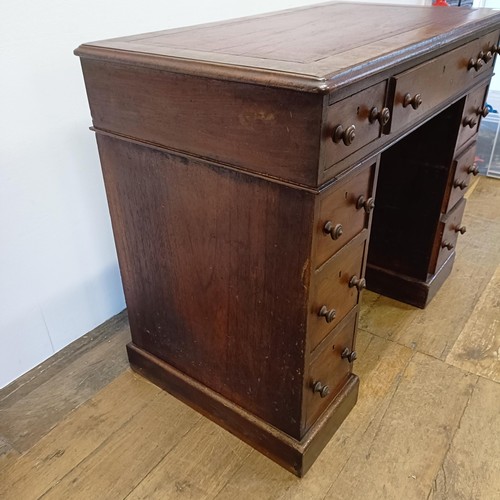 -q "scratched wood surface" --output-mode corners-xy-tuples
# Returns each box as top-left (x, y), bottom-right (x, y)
(0, 177), (499, 499)
(76, 3), (500, 92)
